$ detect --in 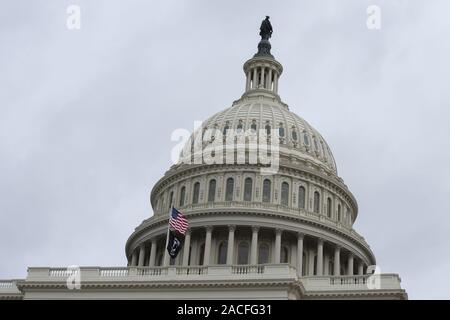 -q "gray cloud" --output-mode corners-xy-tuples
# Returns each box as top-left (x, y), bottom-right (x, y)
(1, 0), (449, 299)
